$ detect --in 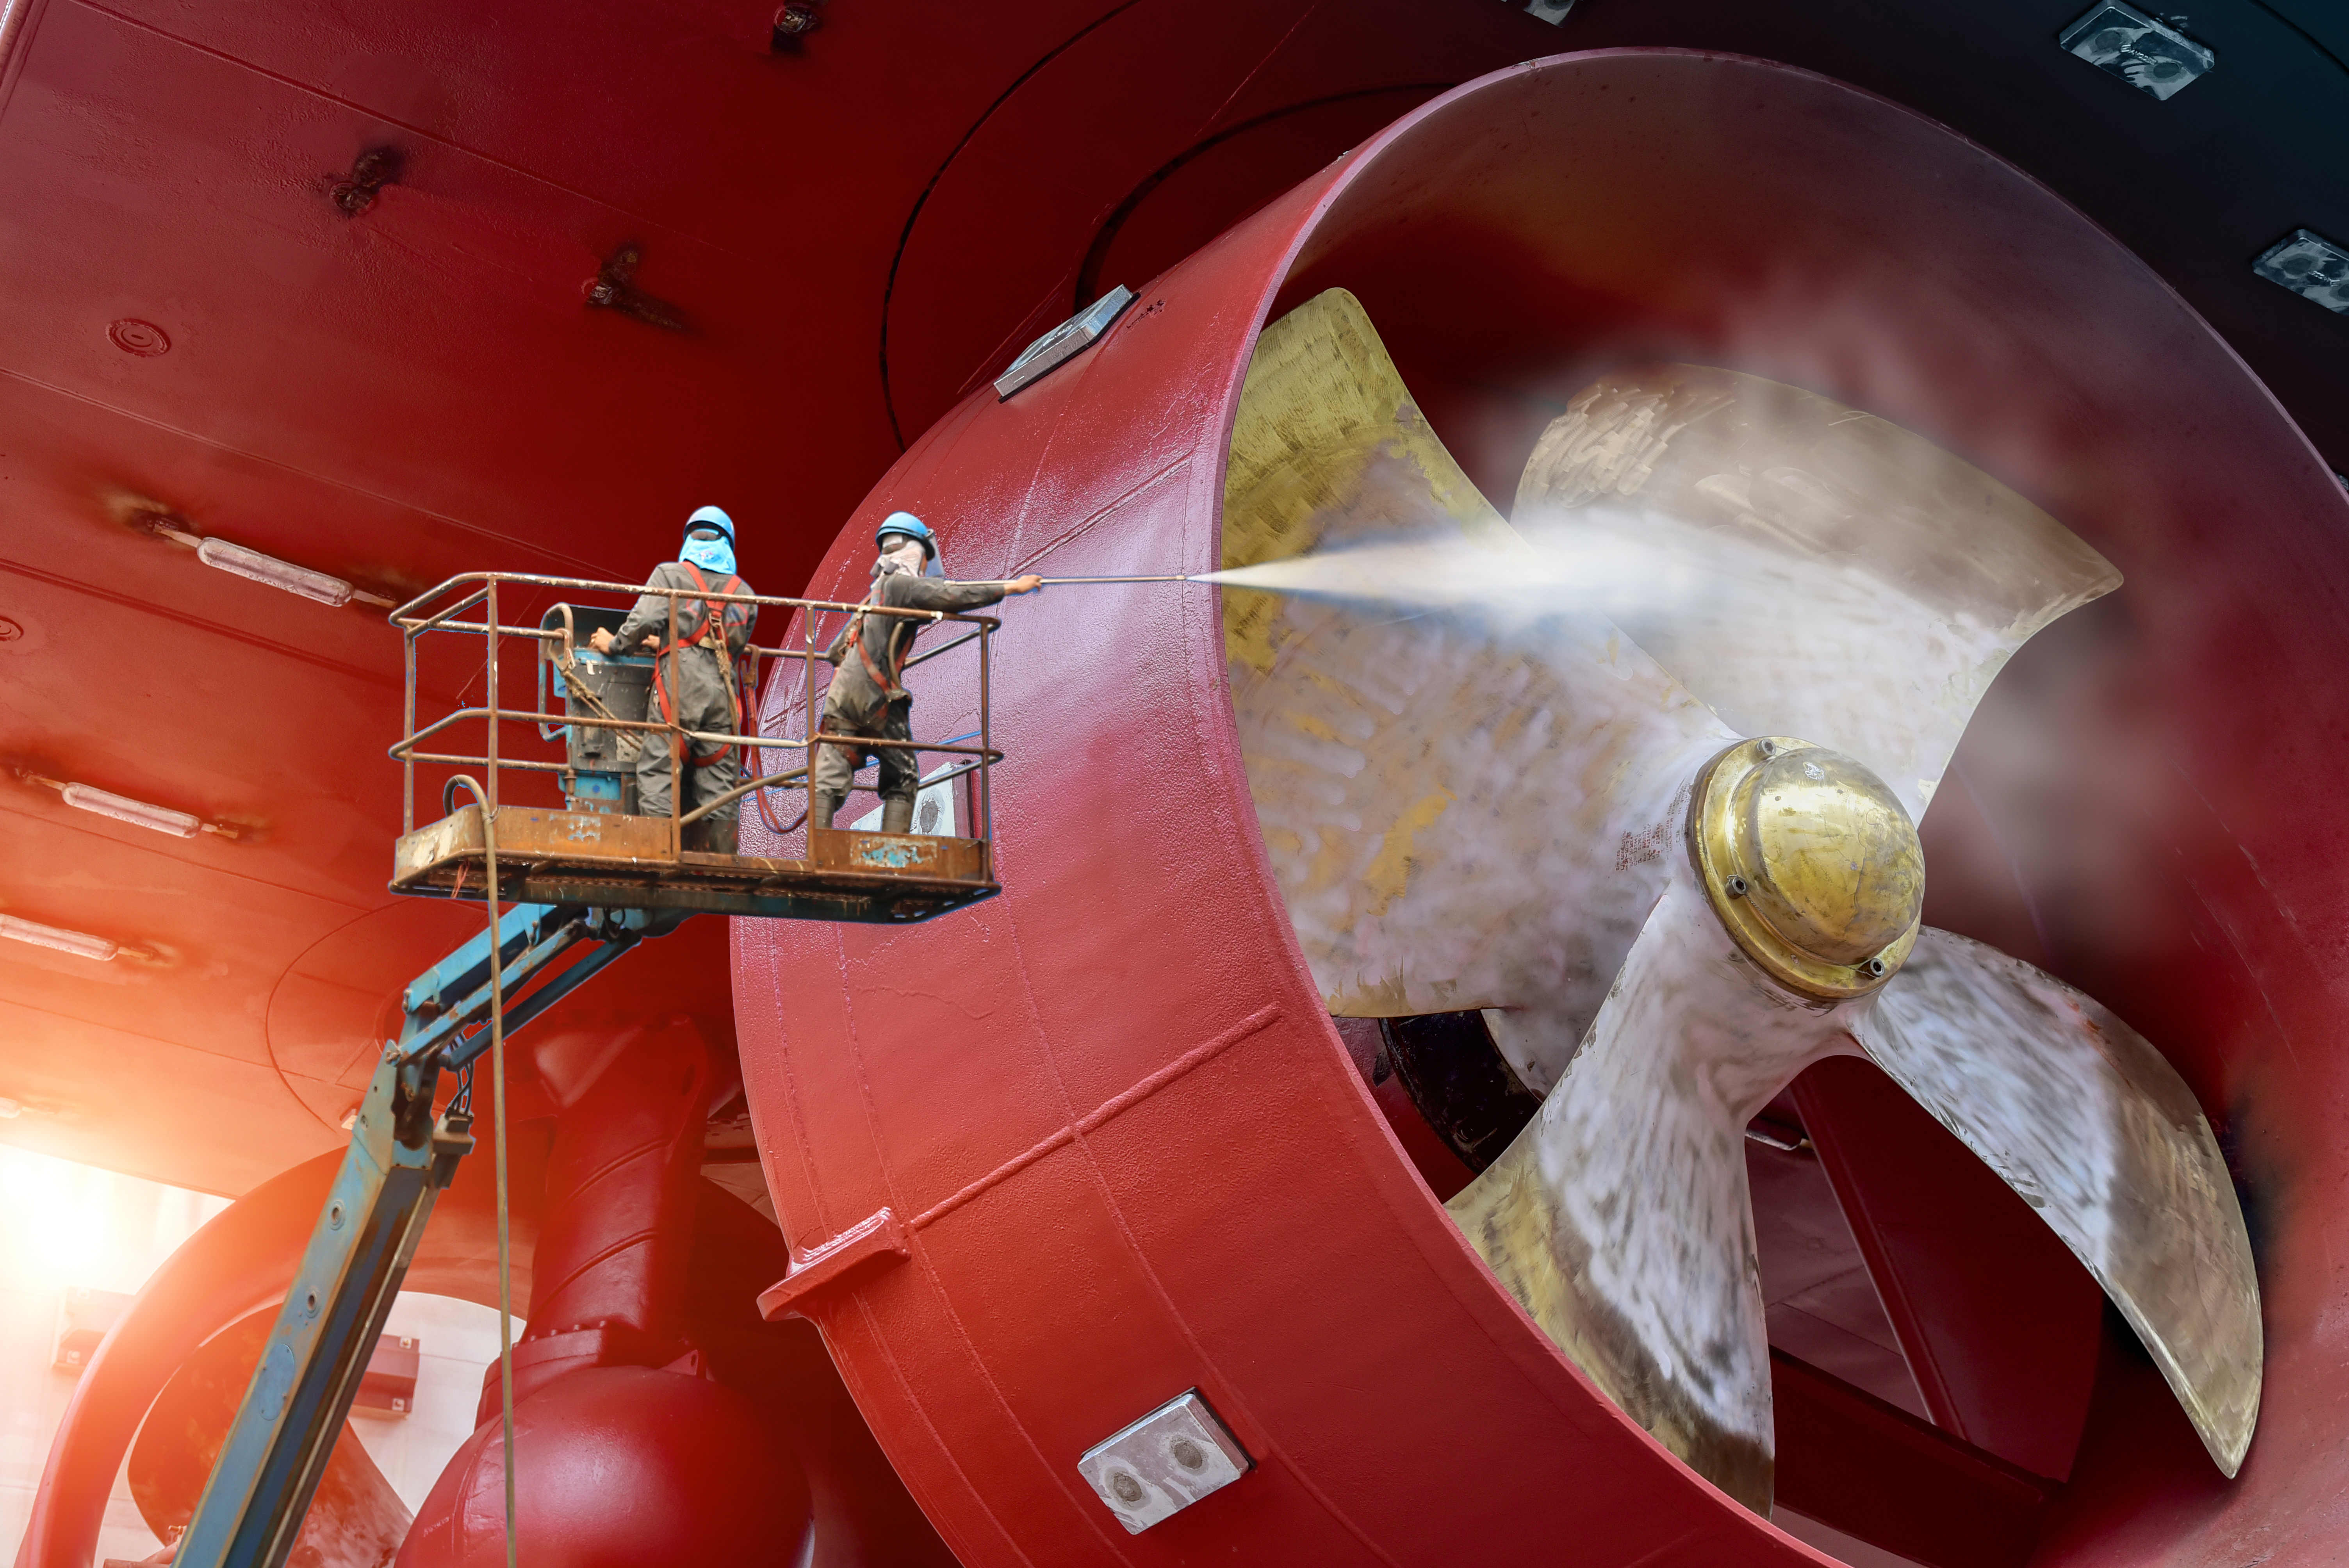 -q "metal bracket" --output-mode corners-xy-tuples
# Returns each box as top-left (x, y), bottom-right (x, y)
(755, 1207), (911, 1320)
